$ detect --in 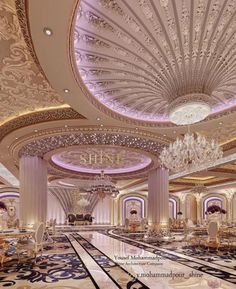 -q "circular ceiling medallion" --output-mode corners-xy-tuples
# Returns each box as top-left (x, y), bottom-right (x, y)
(169, 94), (211, 125)
(72, 0), (236, 125)
(51, 146), (152, 174)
